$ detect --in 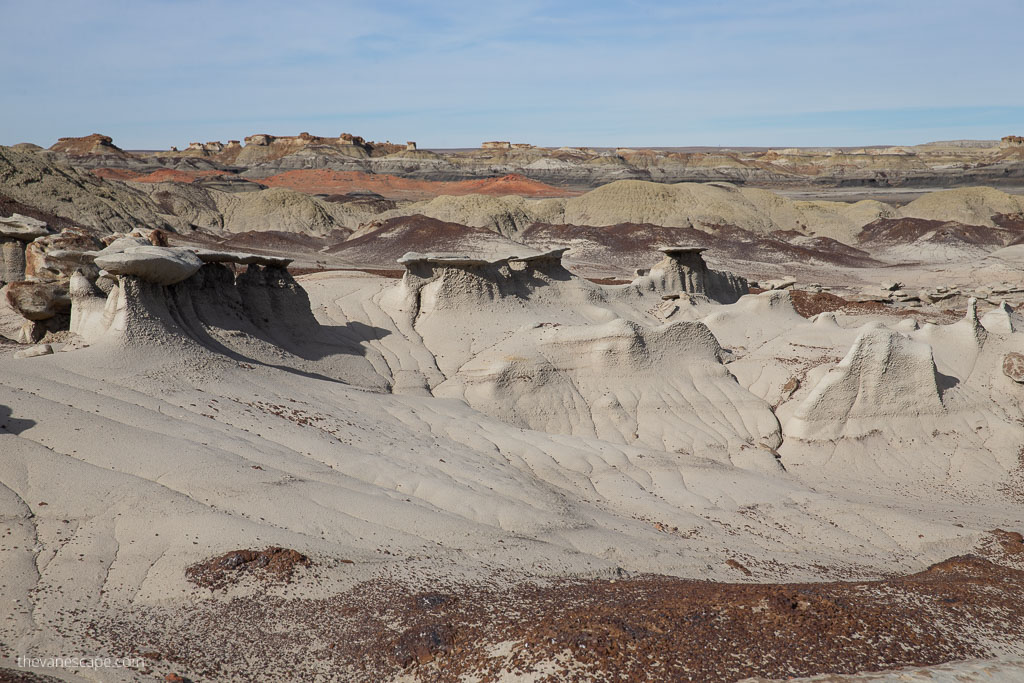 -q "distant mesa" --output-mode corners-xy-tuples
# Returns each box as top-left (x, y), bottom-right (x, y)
(480, 141), (535, 150)
(186, 140), (239, 154)
(161, 131), (407, 162)
(48, 133), (127, 156)
(1001, 135), (1024, 147)
(337, 132), (365, 147)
